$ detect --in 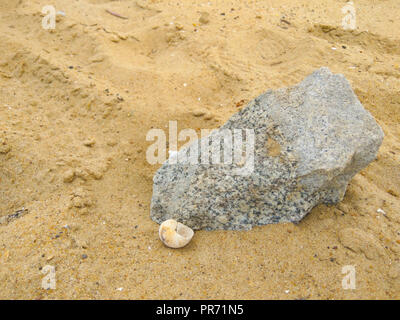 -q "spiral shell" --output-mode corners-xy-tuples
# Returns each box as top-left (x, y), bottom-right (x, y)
(159, 219), (194, 249)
